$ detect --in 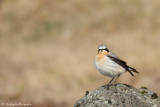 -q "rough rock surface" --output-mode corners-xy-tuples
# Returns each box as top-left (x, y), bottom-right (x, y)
(74, 83), (160, 107)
